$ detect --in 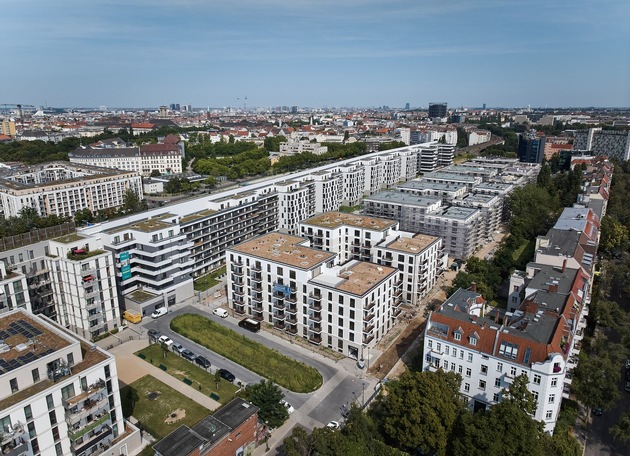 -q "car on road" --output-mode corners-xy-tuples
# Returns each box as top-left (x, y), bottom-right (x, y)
(181, 349), (196, 361)
(626, 359), (630, 369)
(213, 308), (228, 318)
(147, 329), (160, 340)
(218, 368), (236, 382)
(592, 407), (603, 416)
(195, 356), (211, 369)
(158, 335), (173, 347)
(151, 307), (168, 319)
(172, 343), (185, 354)
(326, 421), (340, 430)
(280, 400), (294, 414)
